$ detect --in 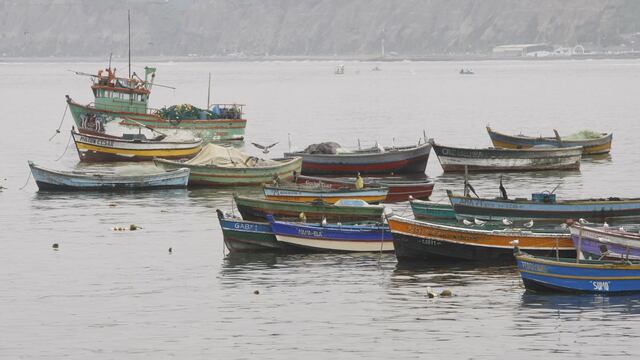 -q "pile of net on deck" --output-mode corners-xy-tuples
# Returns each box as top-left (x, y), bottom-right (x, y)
(563, 130), (606, 140)
(156, 104), (240, 120)
(185, 144), (280, 168)
(301, 142), (385, 154)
